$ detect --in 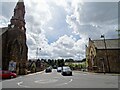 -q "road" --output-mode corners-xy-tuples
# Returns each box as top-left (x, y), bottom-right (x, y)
(1, 69), (118, 88)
